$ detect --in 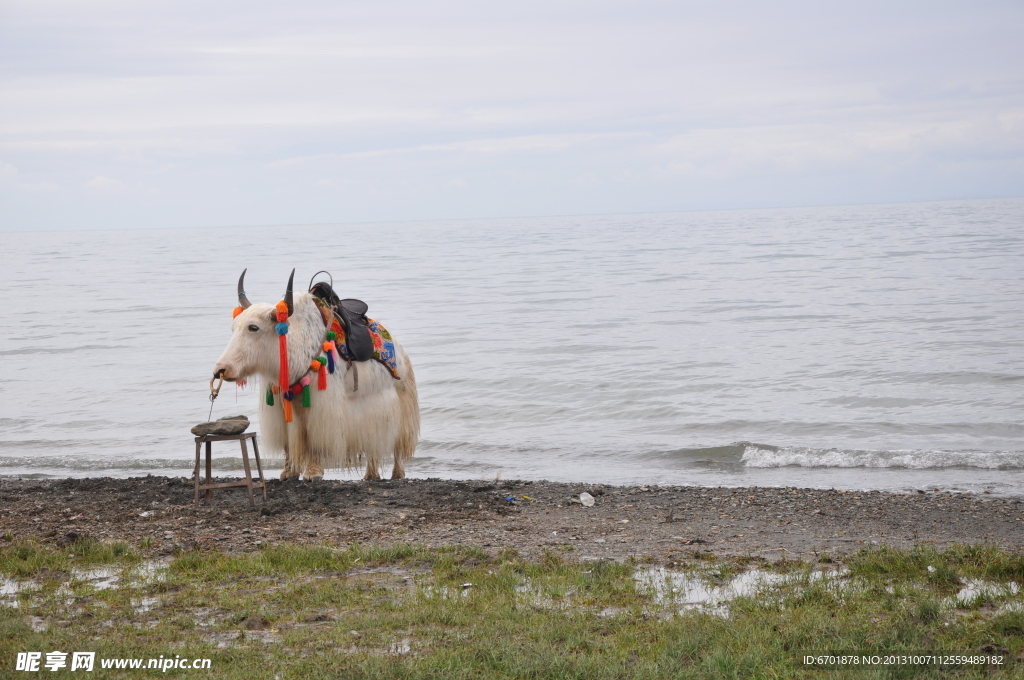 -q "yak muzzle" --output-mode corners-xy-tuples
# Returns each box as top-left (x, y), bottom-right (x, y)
(212, 366), (239, 382)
